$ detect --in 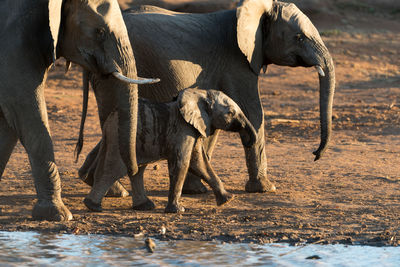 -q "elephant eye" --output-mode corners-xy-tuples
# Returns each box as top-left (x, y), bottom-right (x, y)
(296, 33), (304, 42)
(96, 28), (106, 41)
